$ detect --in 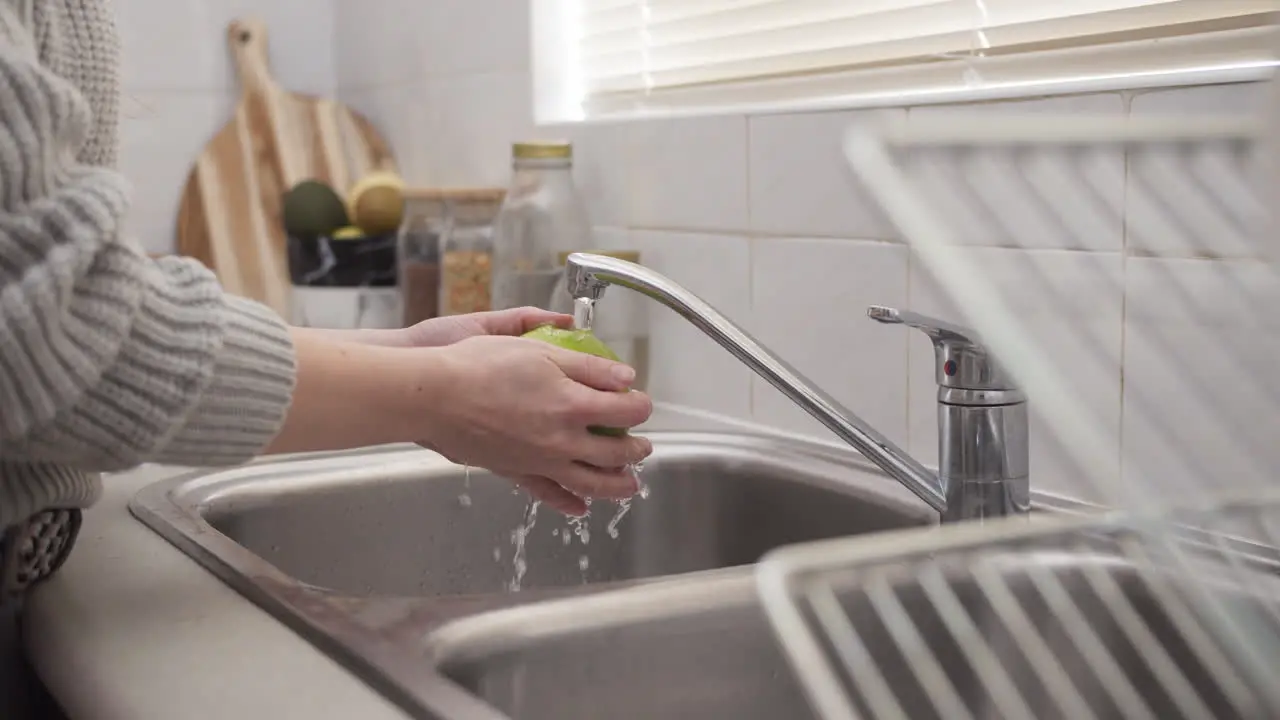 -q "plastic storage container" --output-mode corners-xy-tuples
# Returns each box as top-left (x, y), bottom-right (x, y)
(491, 141), (592, 311)
(287, 232), (400, 329)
